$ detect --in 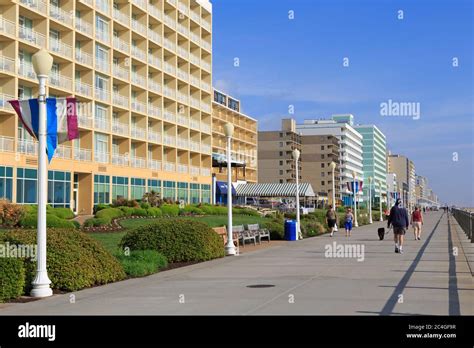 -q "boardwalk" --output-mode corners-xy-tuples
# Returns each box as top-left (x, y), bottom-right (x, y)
(0, 211), (472, 315)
